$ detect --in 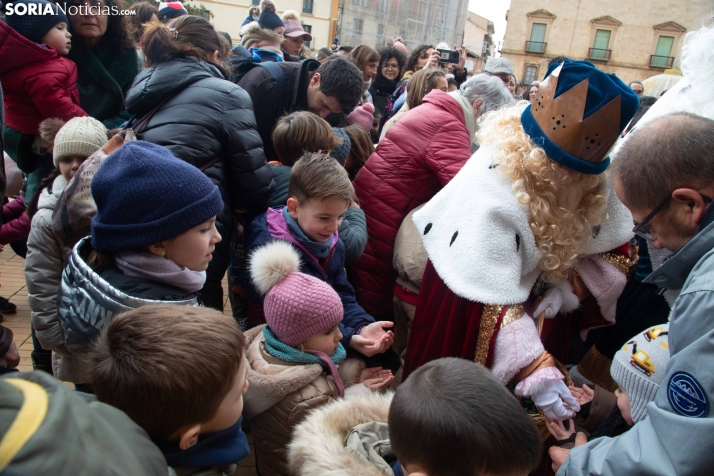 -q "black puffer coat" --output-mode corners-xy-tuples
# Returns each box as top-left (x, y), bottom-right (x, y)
(125, 57), (274, 309)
